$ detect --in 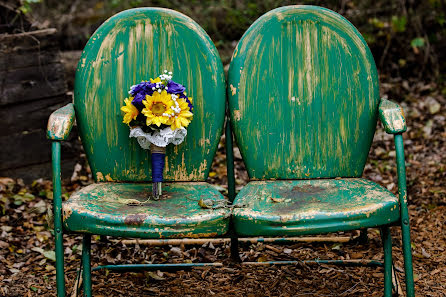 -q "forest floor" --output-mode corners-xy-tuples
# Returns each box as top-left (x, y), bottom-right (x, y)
(1, 80), (445, 296)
